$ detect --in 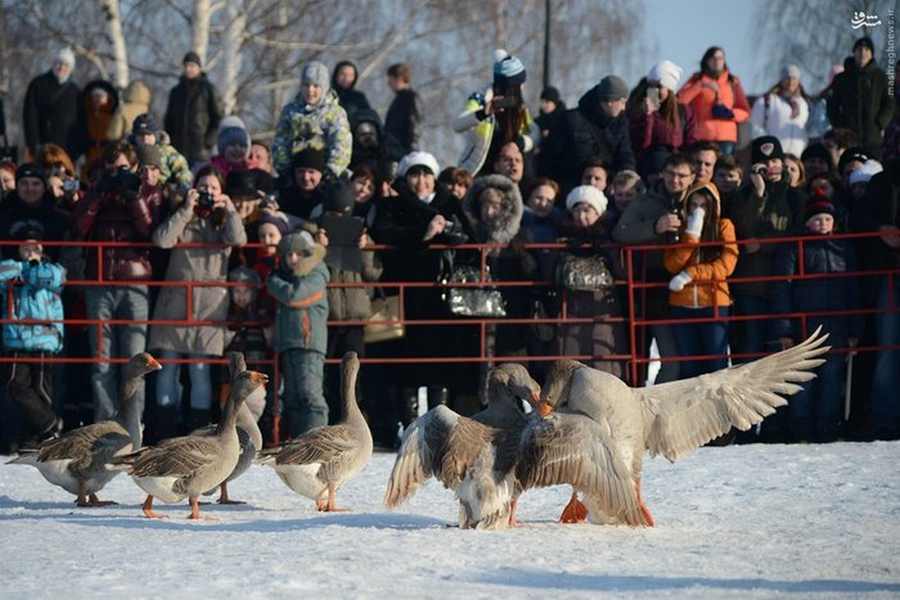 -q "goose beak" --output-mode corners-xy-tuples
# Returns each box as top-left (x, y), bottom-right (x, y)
(535, 401), (554, 417)
(148, 357), (162, 371)
(250, 371), (269, 386)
